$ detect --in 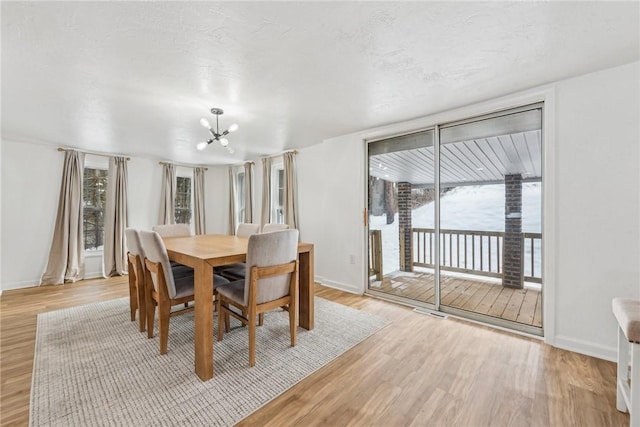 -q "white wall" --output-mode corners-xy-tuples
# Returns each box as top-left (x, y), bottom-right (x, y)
(296, 61), (640, 360)
(297, 139), (365, 293)
(204, 165), (231, 235)
(552, 62), (639, 358)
